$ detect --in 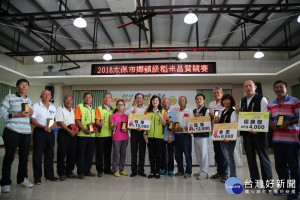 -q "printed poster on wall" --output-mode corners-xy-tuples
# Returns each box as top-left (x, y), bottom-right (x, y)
(110, 90), (196, 113)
